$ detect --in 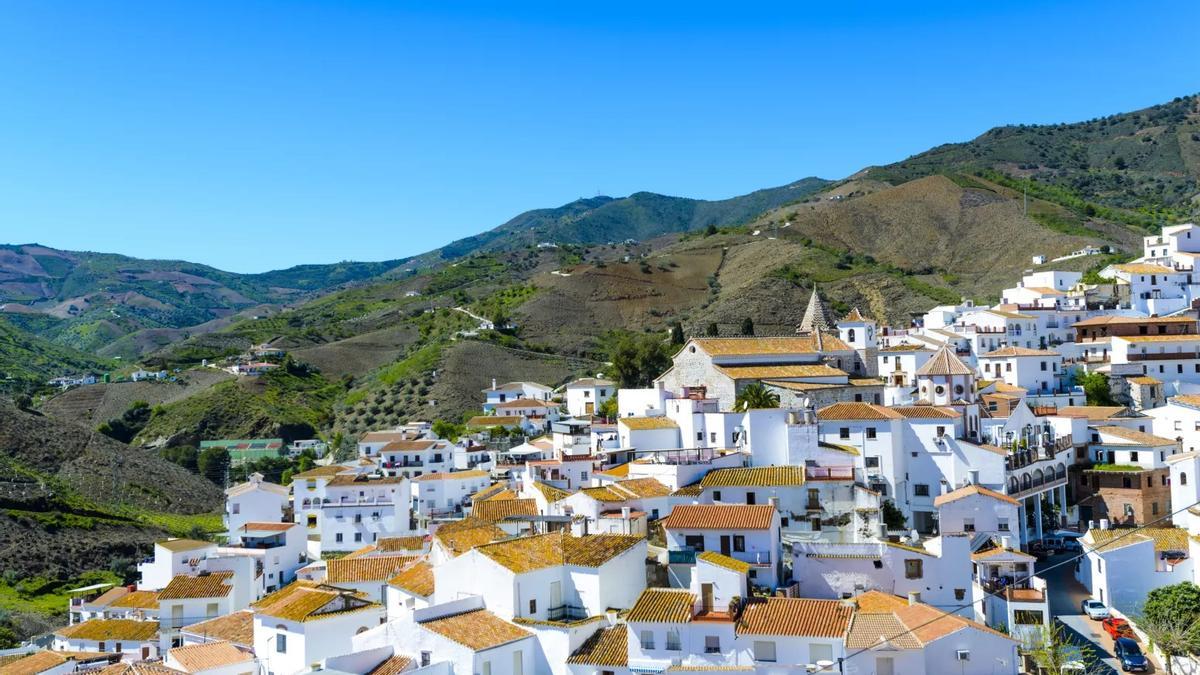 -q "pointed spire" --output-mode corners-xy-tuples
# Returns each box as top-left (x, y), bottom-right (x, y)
(797, 285), (837, 335)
